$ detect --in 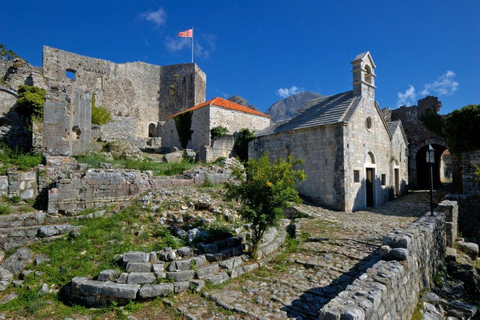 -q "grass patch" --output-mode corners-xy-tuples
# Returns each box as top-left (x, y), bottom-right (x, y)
(0, 142), (43, 174)
(0, 203), (11, 215)
(75, 153), (196, 176)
